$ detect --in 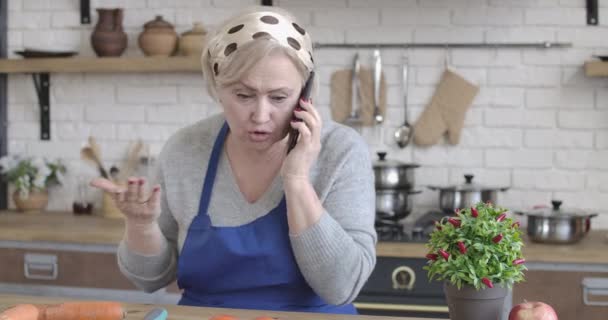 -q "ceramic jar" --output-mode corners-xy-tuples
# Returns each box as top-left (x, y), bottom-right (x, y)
(13, 190), (48, 213)
(90, 8), (127, 57)
(138, 15), (178, 57)
(178, 22), (207, 56)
